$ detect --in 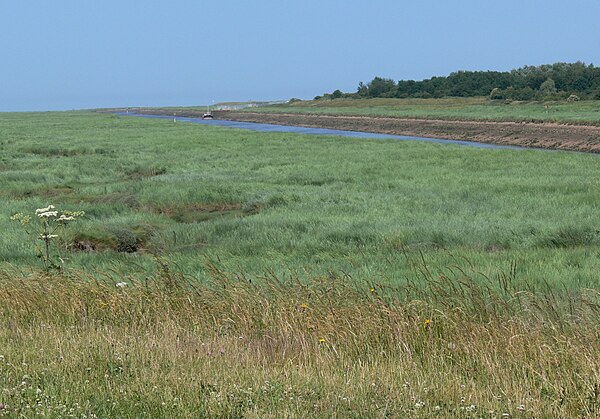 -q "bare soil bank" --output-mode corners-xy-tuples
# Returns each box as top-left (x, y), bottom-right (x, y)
(127, 109), (600, 153)
(218, 112), (600, 153)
